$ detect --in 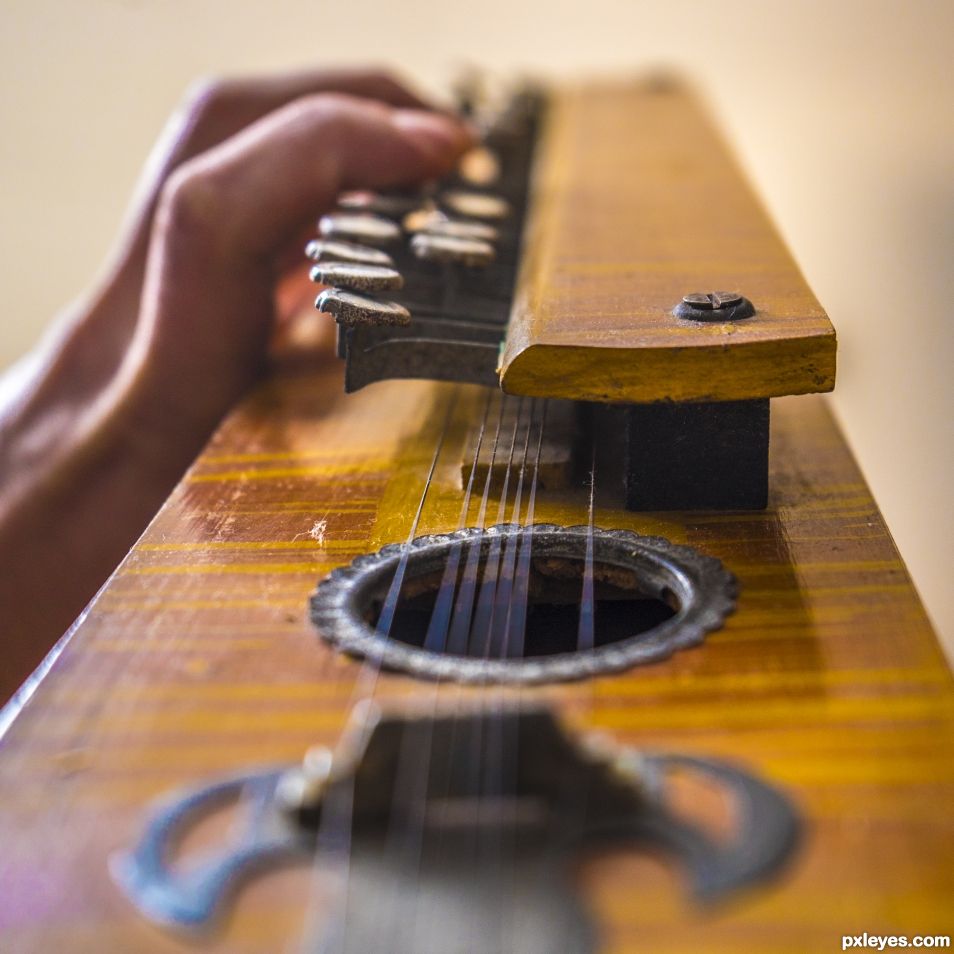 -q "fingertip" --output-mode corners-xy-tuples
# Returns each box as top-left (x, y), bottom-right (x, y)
(391, 109), (475, 162)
